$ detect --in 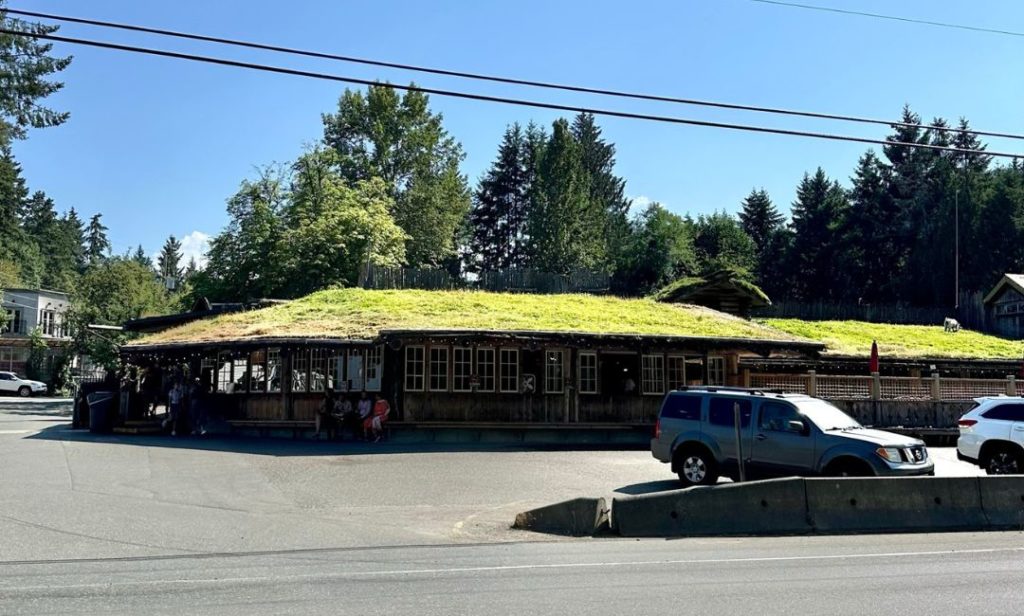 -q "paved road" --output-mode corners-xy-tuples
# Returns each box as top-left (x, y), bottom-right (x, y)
(2, 532), (1022, 615)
